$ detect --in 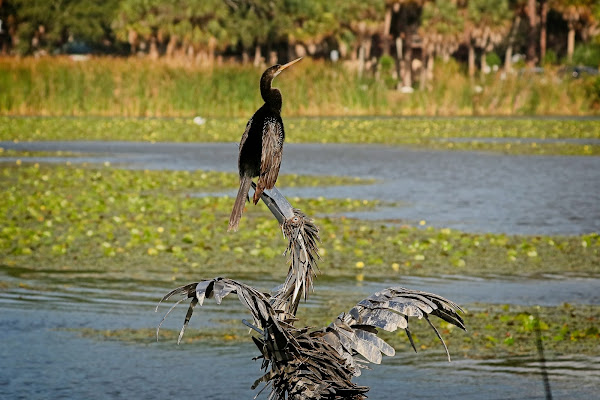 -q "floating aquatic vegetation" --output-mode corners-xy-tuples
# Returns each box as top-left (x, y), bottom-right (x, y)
(1, 116), (599, 156)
